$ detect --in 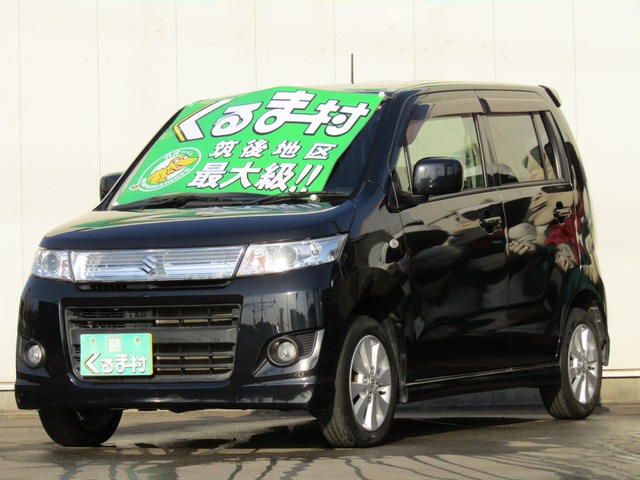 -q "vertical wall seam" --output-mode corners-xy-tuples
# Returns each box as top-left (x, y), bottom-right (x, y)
(492, 0), (497, 81)
(18, 0), (24, 285)
(332, 0), (337, 84)
(175, 0), (179, 108)
(96, 0), (102, 178)
(413, 0), (417, 80)
(253, 0), (258, 89)
(571, 0), (579, 138)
